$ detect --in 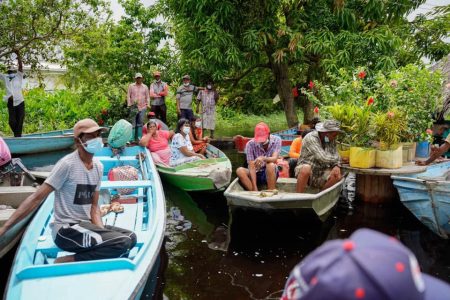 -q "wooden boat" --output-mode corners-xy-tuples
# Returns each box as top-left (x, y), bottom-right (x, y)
(392, 161), (450, 238)
(4, 129), (74, 155)
(224, 177), (344, 219)
(0, 173), (37, 259)
(156, 144), (232, 192)
(233, 127), (299, 153)
(5, 146), (166, 300)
